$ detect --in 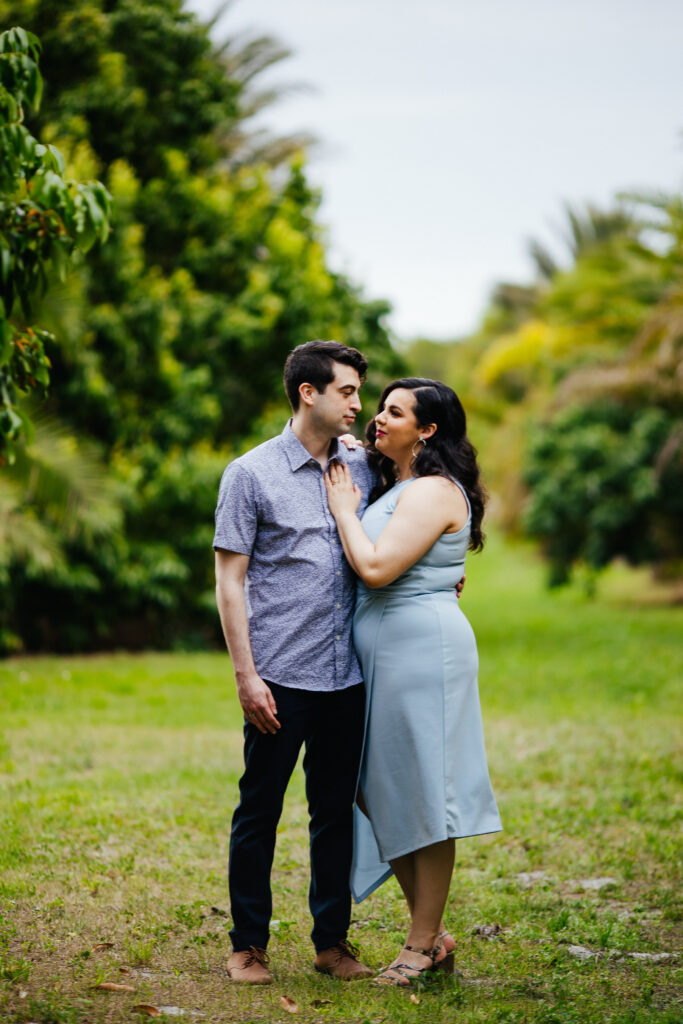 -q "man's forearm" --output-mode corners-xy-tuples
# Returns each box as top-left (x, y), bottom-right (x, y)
(215, 578), (258, 680)
(215, 568), (280, 734)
